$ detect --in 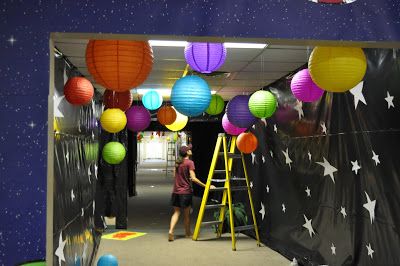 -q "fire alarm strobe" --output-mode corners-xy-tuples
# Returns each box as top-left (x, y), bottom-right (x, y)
(309, 0), (357, 4)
